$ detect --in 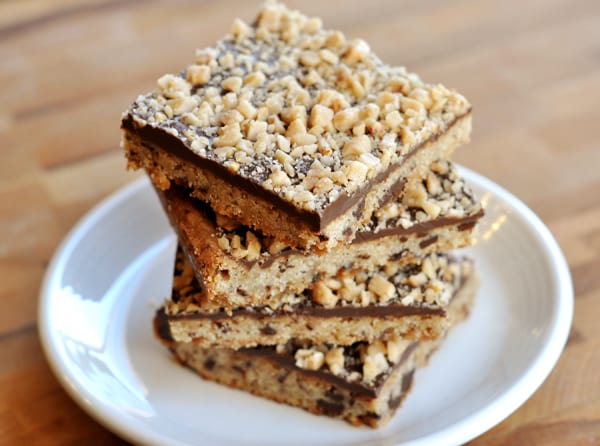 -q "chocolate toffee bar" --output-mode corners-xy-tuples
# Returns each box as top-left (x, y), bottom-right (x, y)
(155, 262), (479, 427)
(158, 248), (473, 348)
(158, 160), (483, 310)
(122, 2), (472, 250)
